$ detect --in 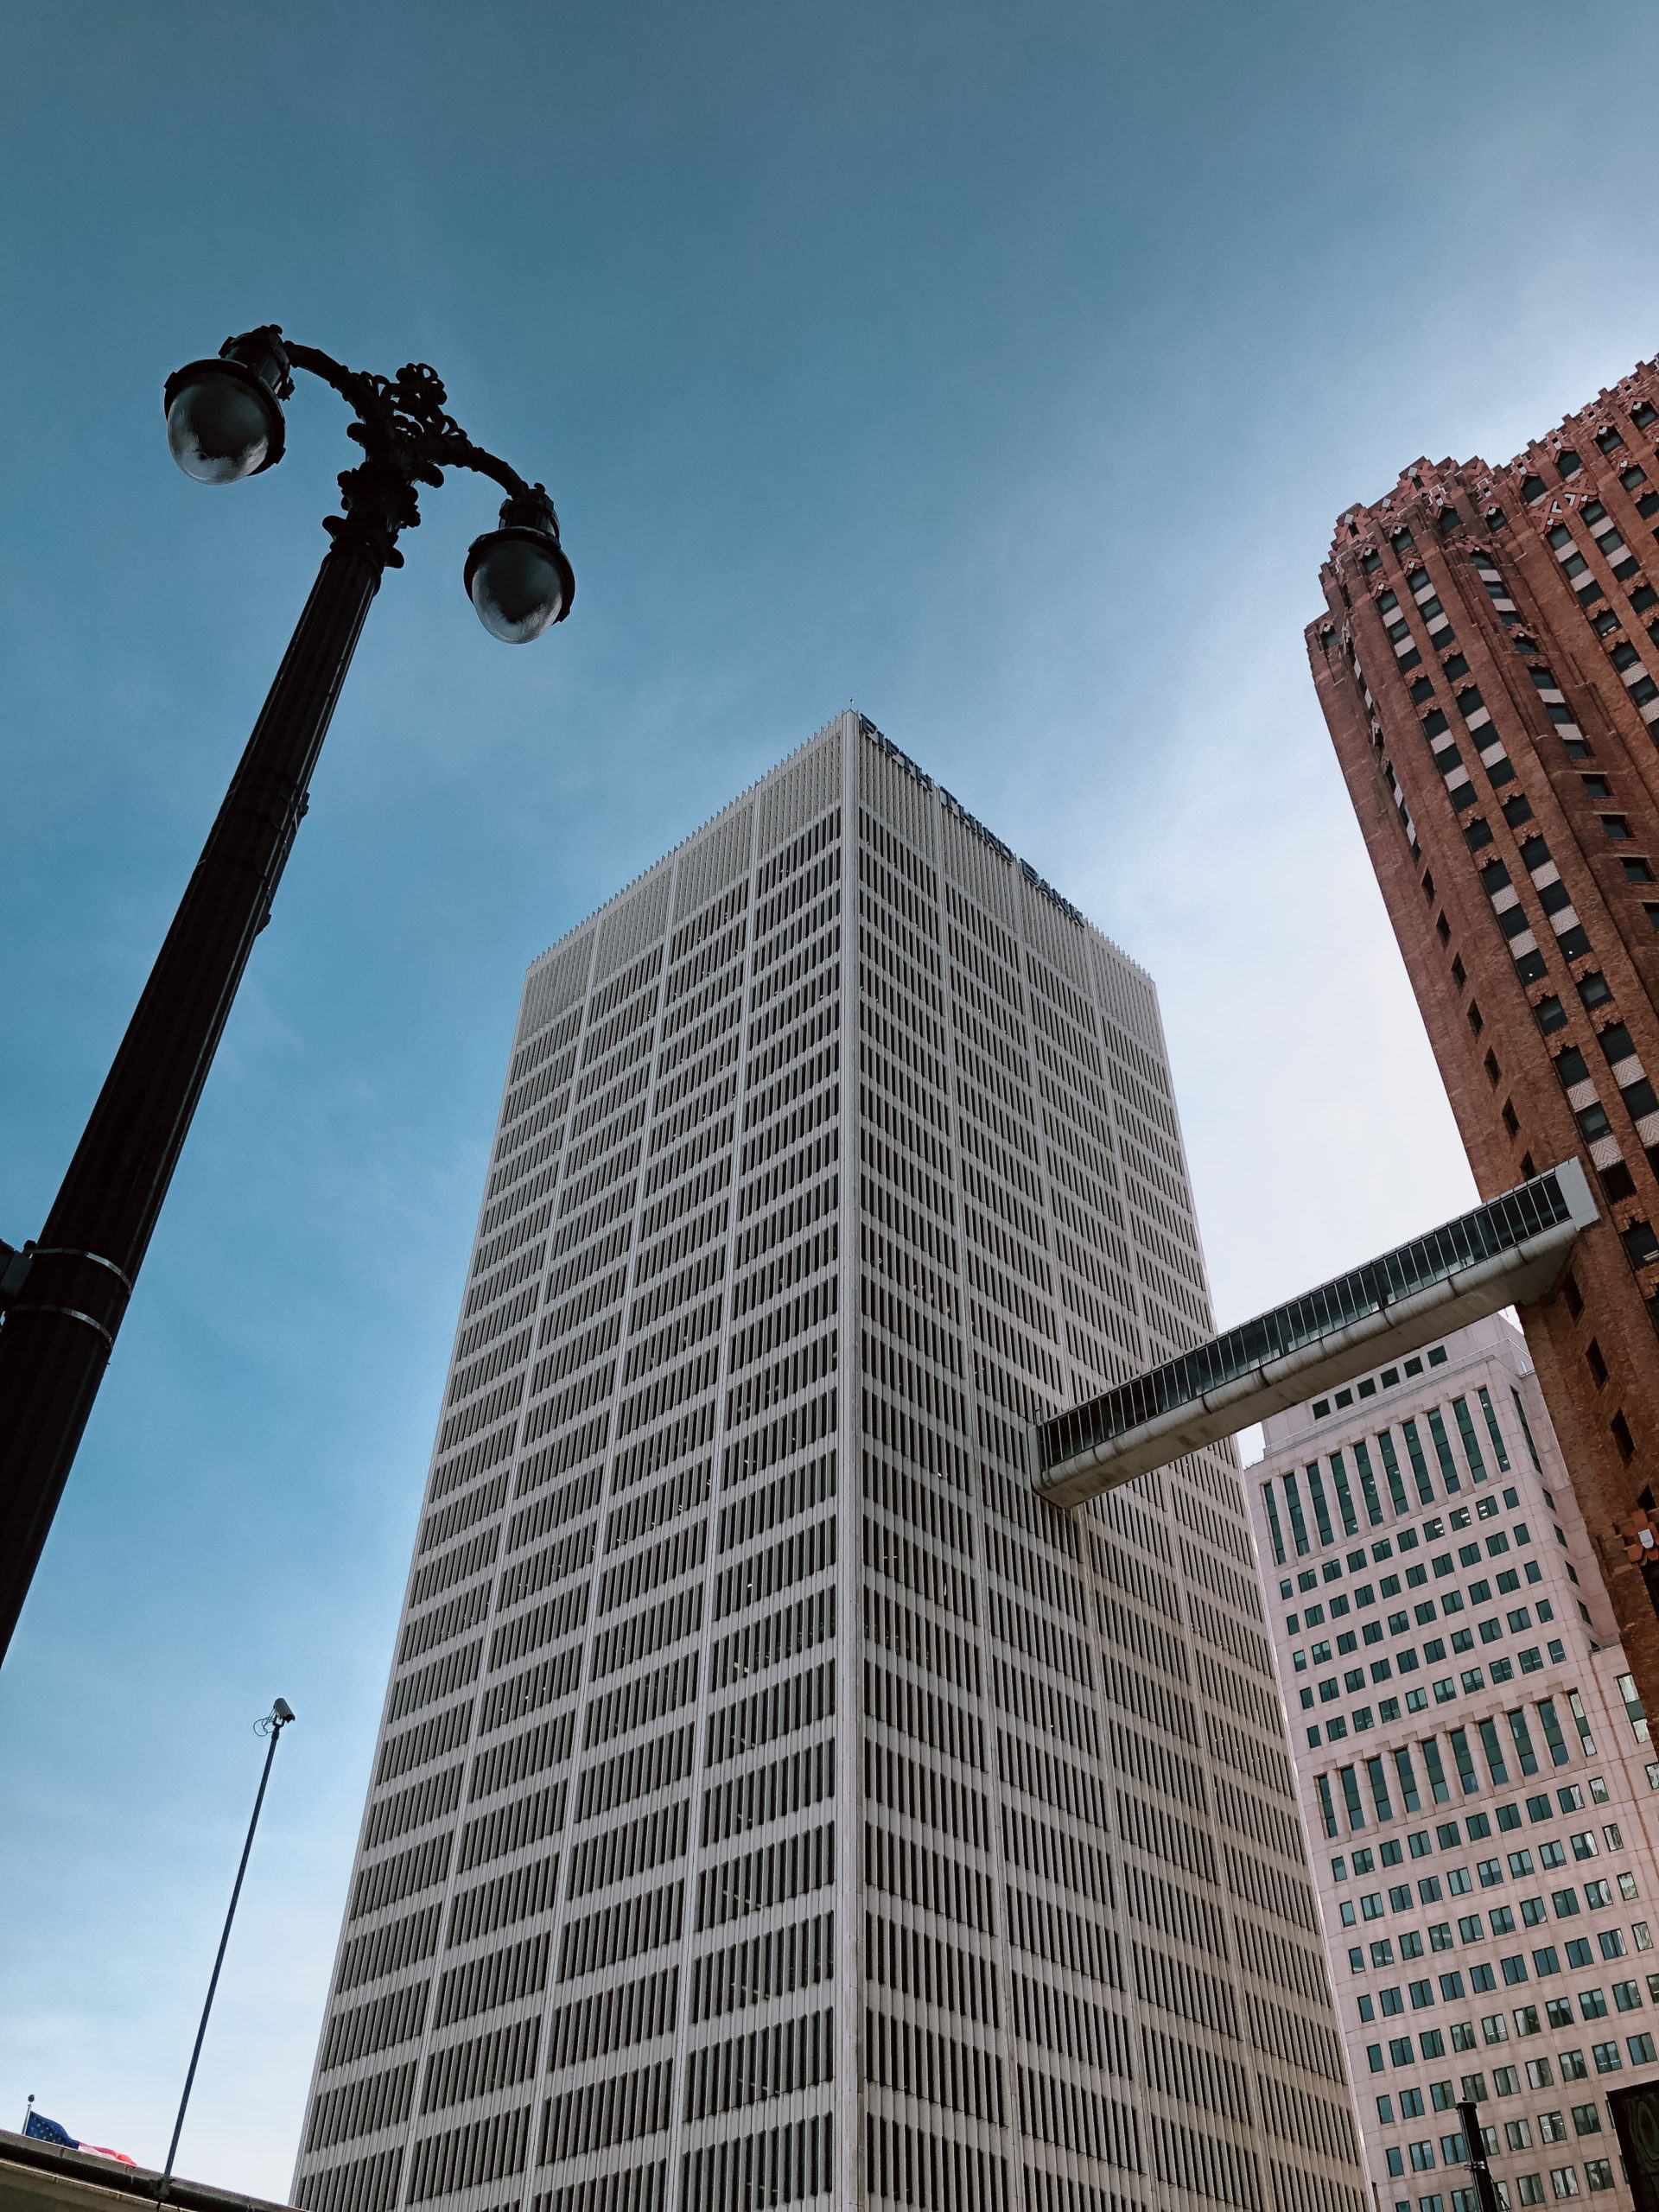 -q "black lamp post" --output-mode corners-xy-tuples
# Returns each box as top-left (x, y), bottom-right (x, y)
(0, 327), (575, 1666)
